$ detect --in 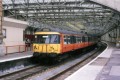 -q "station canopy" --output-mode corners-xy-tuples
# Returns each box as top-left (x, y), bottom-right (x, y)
(3, 0), (120, 36)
